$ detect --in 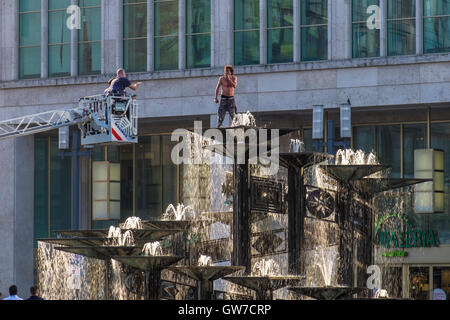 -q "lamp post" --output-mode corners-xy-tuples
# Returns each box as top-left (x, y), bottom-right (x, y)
(414, 149), (445, 214)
